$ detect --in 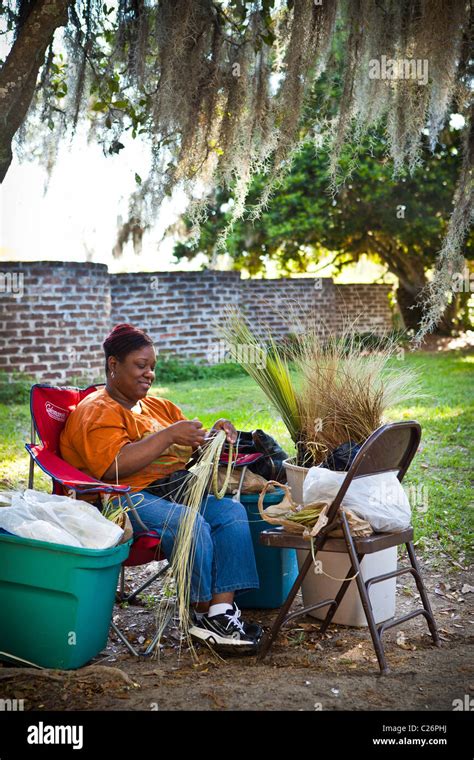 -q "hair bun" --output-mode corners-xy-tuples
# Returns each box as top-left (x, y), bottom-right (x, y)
(103, 323), (153, 370)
